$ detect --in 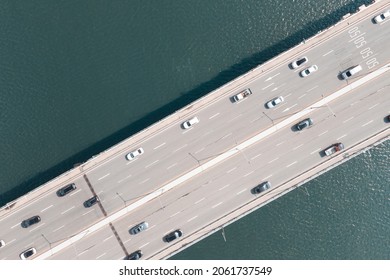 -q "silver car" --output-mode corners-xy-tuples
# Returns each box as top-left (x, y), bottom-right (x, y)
(129, 221), (149, 235)
(266, 96), (284, 108)
(374, 10), (390, 23)
(126, 147), (144, 161)
(300, 65), (318, 77)
(20, 247), (36, 260)
(291, 57), (308, 69)
(182, 116), (199, 129)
